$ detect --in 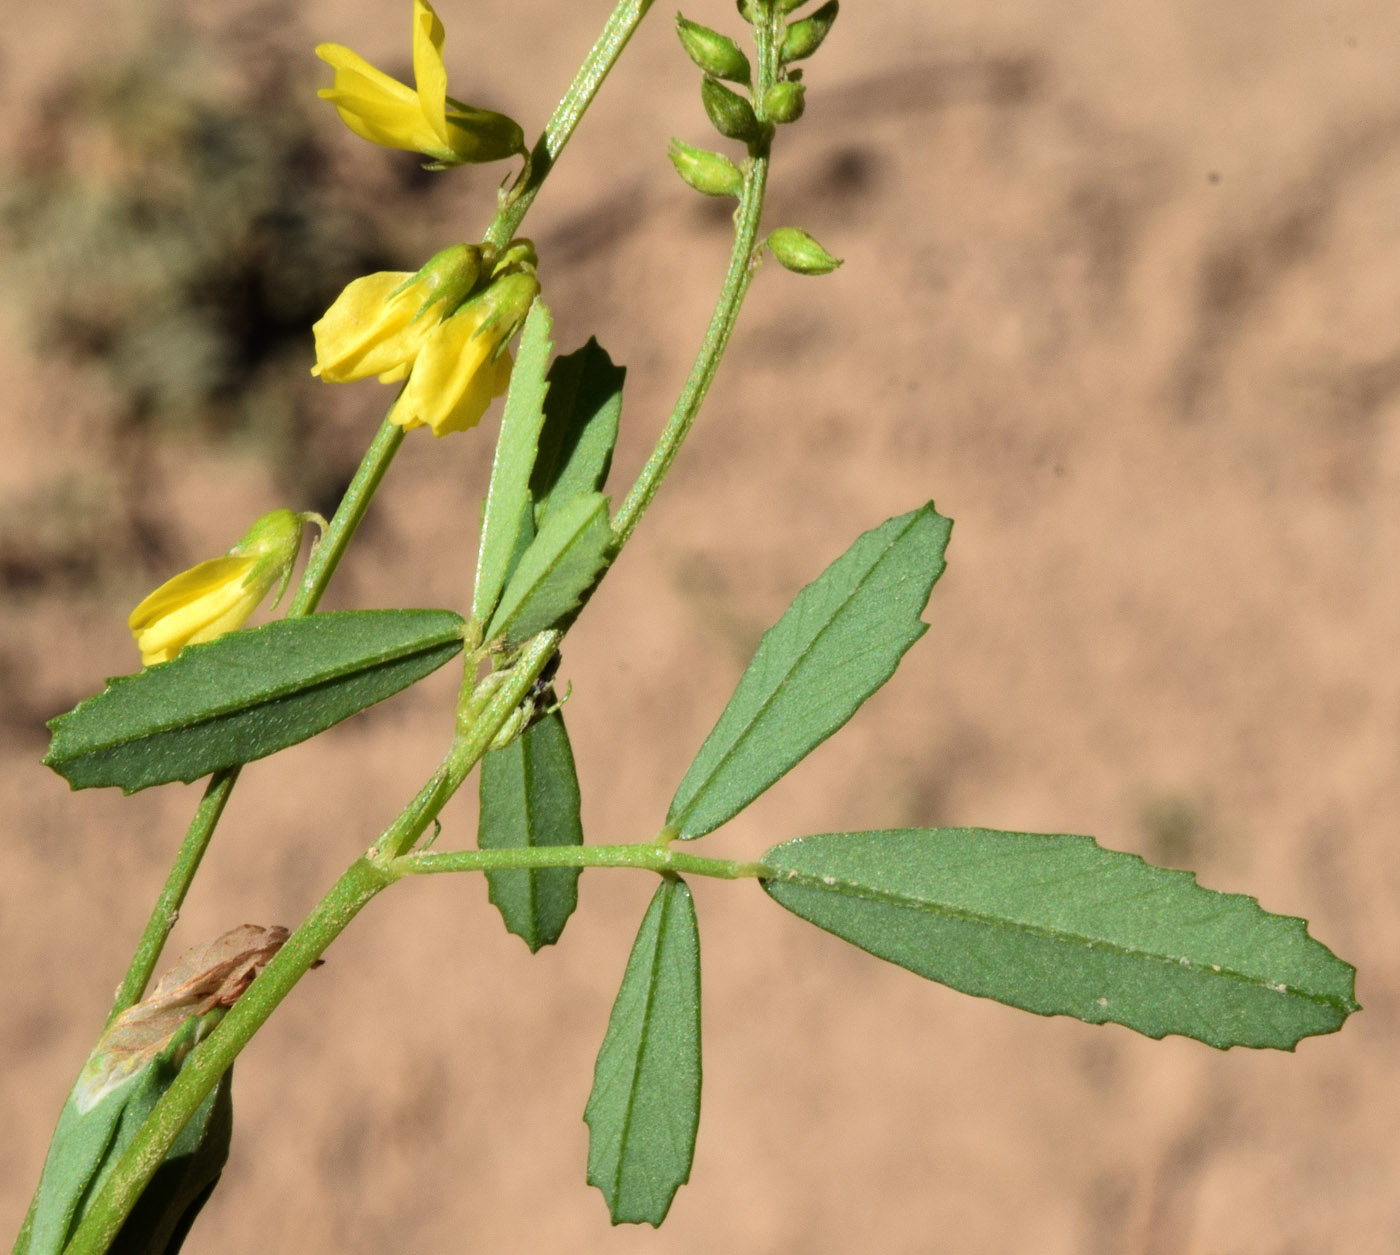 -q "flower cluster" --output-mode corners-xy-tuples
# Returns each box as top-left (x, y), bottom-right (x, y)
(313, 241), (540, 437)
